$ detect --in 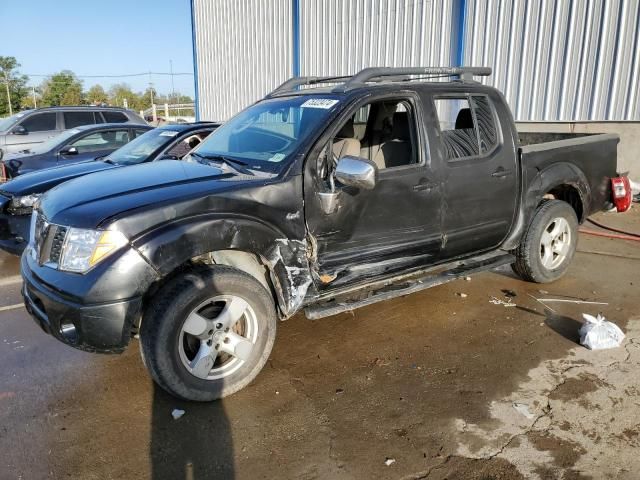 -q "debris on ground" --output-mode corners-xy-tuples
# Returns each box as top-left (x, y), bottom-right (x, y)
(384, 458), (396, 466)
(456, 292), (468, 298)
(464, 276), (471, 281)
(512, 402), (536, 419)
(489, 296), (516, 307)
(335, 388), (344, 394)
(501, 289), (517, 298)
(579, 313), (625, 350)
(171, 408), (185, 420)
